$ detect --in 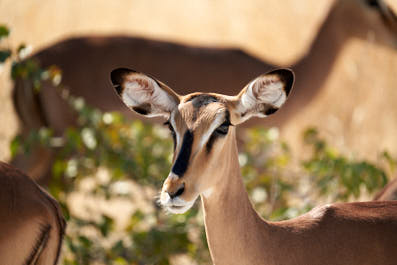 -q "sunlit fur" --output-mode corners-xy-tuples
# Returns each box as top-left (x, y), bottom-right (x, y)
(160, 96), (232, 213)
(112, 68), (293, 213)
(112, 67), (397, 265)
(0, 162), (66, 265)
